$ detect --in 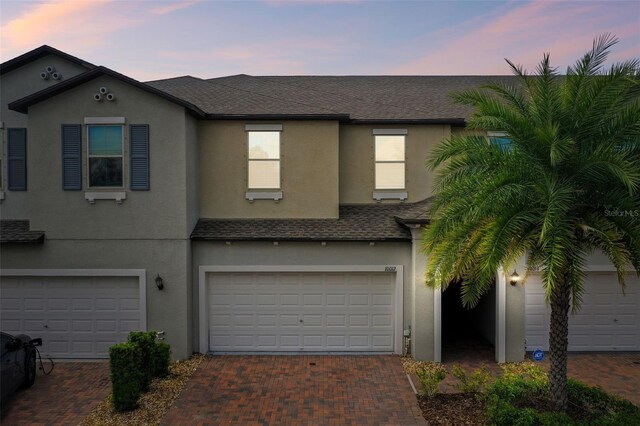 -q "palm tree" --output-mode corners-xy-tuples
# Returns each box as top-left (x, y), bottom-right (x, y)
(422, 34), (640, 412)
